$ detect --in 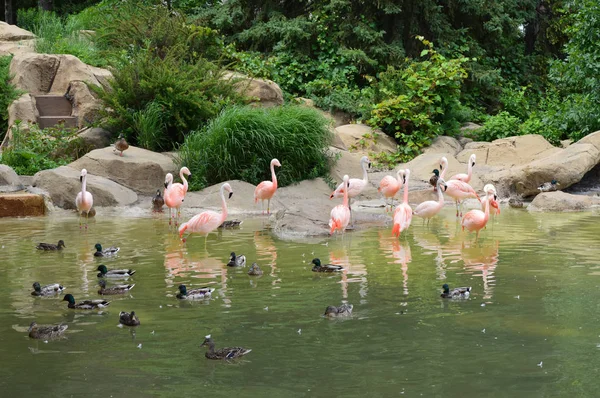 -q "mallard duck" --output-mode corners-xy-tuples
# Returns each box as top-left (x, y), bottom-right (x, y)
(94, 243), (120, 257)
(119, 311), (140, 326)
(440, 283), (471, 299)
(247, 263), (263, 276)
(98, 279), (135, 295)
(114, 133), (129, 156)
(324, 303), (353, 318)
(509, 197), (524, 208)
(227, 252), (246, 267)
(429, 169), (440, 191)
(31, 282), (65, 296)
(538, 180), (560, 192)
(62, 294), (110, 309)
(152, 189), (164, 212)
(200, 334), (252, 360)
(28, 321), (68, 340)
(36, 240), (65, 251)
(176, 284), (215, 300)
(97, 264), (136, 278)
(219, 219), (243, 228)
(311, 258), (344, 272)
